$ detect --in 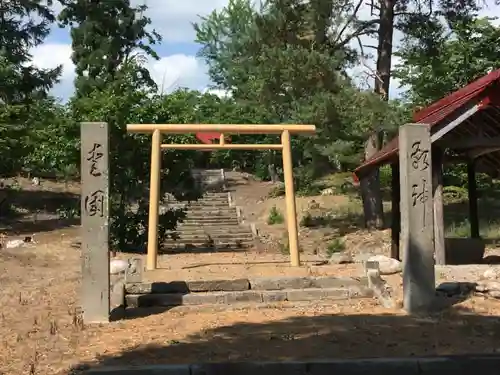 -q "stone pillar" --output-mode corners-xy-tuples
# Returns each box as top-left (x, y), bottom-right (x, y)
(81, 122), (110, 323)
(399, 123), (436, 313)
